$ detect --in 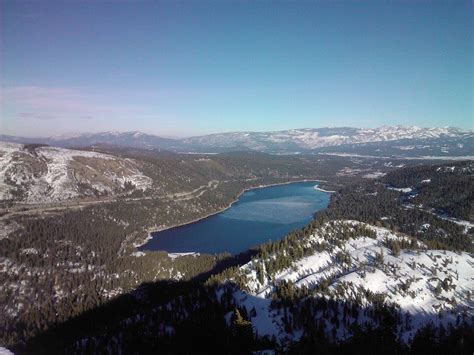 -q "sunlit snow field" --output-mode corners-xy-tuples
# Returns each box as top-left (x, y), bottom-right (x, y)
(141, 182), (330, 254)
